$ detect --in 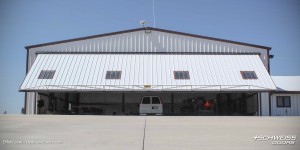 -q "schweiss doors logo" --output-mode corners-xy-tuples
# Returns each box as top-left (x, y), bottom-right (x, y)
(253, 135), (296, 145)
